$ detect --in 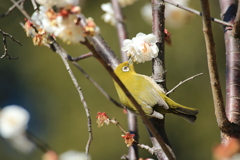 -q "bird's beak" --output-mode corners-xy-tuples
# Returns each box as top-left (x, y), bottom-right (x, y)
(128, 58), (133, 65)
